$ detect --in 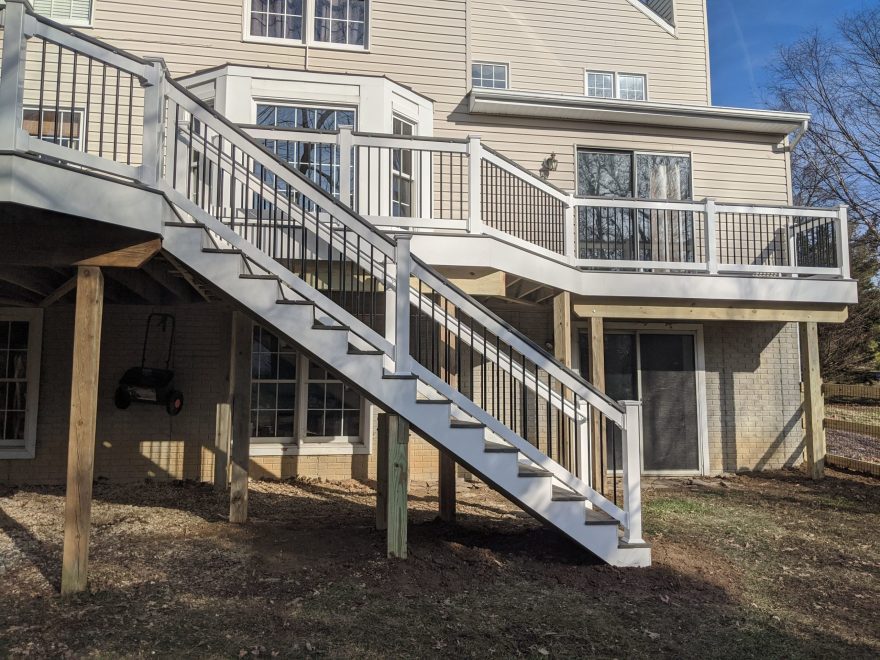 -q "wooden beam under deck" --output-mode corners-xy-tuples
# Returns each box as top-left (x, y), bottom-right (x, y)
(228, 312), (253, 524)
(76, 239), (162, 269)
(573, 301), (849, 324)
(800, 322), (826, 480)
